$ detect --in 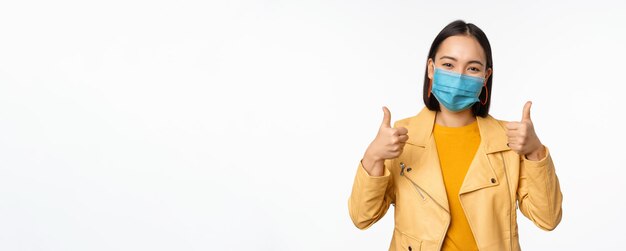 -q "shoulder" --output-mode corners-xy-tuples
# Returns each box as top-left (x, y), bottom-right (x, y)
(391, 107), (434, 128)
(489, 115), (509, 129)
(476, 113), (510, 136)
(393, 115), (415, 128)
